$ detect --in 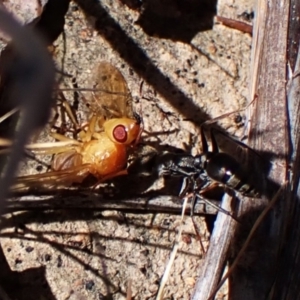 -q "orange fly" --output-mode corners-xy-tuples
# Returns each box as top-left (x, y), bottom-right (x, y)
(13, 62), (142, 189)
